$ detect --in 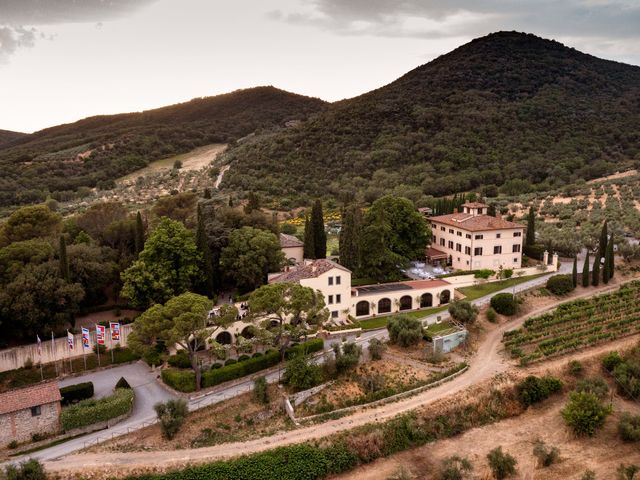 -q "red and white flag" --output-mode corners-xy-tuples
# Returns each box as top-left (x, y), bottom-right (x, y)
(110, 322), (121, 342)
(67, 330), (74, 350)
(96, 325), (106, 345)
